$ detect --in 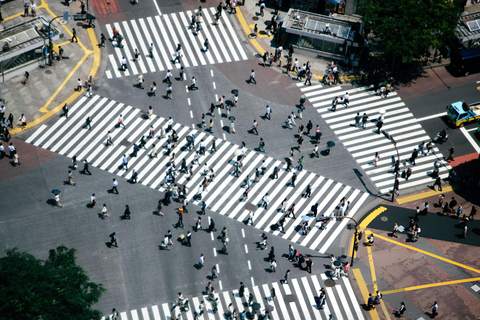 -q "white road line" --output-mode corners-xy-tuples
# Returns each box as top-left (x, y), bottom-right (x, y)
(272, 282), (291, 320)
(213, 247), (217, 257)
(141, 307), (150, 320)
(120, 312), (128, 320)
(301, 277), (322, 319)
(138, 18), (165, 72)
(460, 126), (480, 153)
(208, 9), (238, 61)
(241, 229), (245, 237)
(417, 112), (446, 122)
(343, 277), (366, 320)
(203, 10), (230, 62)
(219, 280), (223, 290)
(262, 284), (280, 320)
(131, 19), (158, 72)
(311, 275), (331, 318)
(131, 309), (140, 320)
(244, 244), (248, 253)
(321, 274), (343, 320)
(152, 305), (161, 320)
(162, 14), (188, 68)
(152, 16), (174, 70)
(189, 10), (221, 64)
(170, 13), (198, 66)
(116, 22), (138, 75)
(190, 110), (193, 118)
(152, 0), (161, 15)
(26, 124), (47, 143)
(217, 7), (248, 60)
(122, 21), (147, 74)
(178, 11), (207, 66)
(248, 260), (251, 270)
